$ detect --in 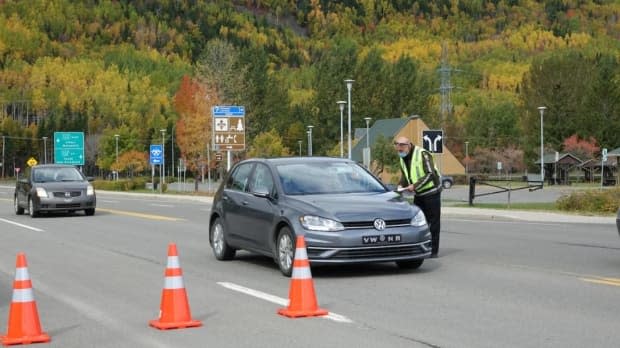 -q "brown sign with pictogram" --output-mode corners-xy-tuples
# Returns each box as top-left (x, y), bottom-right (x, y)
(212, 106), (246, 151)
